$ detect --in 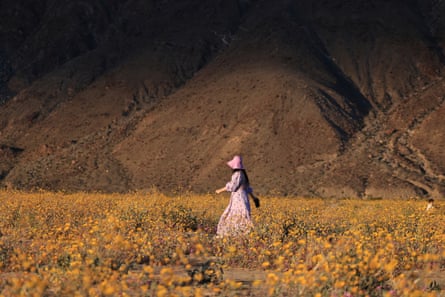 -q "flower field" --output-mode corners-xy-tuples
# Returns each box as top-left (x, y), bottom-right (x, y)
(0, 190), (443, 297)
